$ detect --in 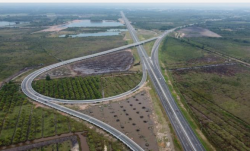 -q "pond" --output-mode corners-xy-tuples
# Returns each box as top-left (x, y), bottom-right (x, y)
(59, 29), (128, 38)
(0, 21), (29, 27)
(64, 20), (124, 28)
